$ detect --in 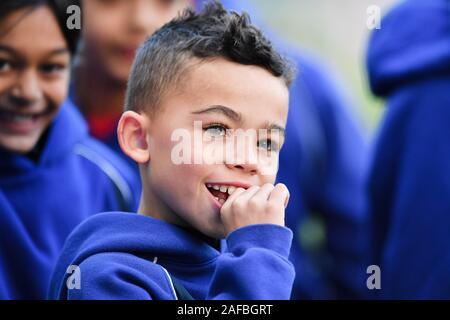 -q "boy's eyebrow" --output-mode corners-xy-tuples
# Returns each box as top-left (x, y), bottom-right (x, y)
(266, 123), (286, 137)
(191, 105), (242, 123)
